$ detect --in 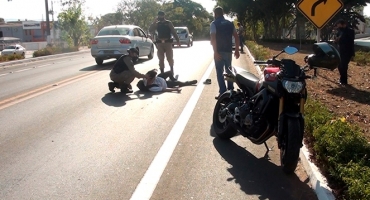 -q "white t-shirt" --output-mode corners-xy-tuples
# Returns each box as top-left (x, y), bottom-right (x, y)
(143, 77), (167, 92)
